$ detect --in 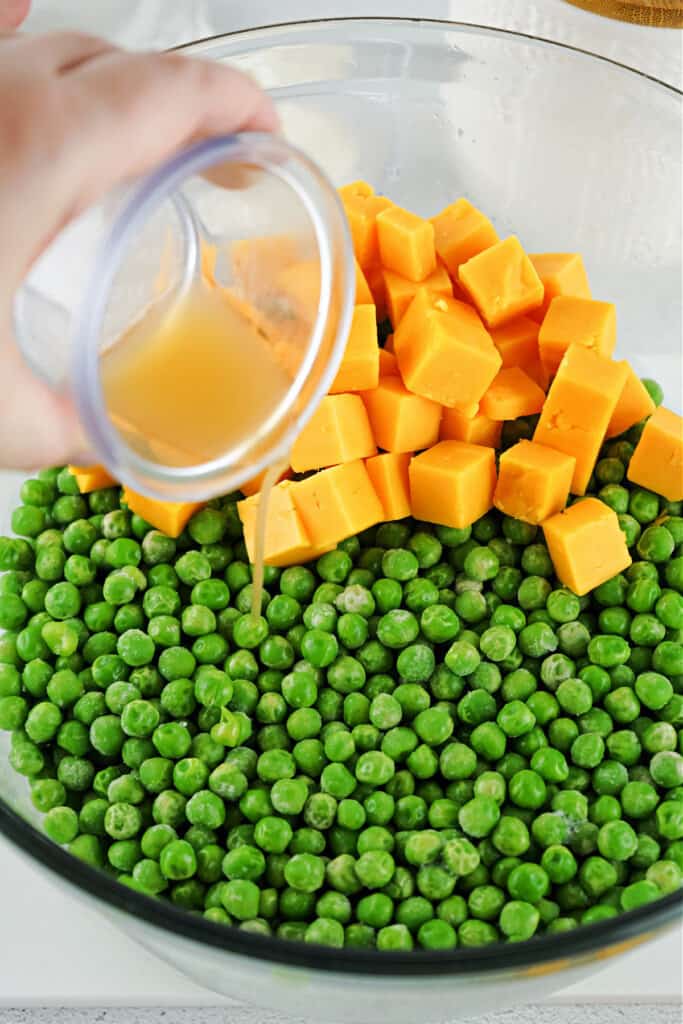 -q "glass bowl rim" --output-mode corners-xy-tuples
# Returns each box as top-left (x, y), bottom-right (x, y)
(1, 15), (681, 978)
